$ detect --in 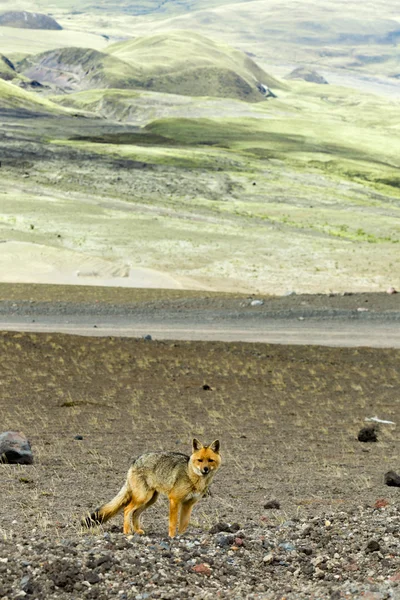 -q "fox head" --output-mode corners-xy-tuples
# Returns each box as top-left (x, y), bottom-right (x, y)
(190, 438), (221, 476)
